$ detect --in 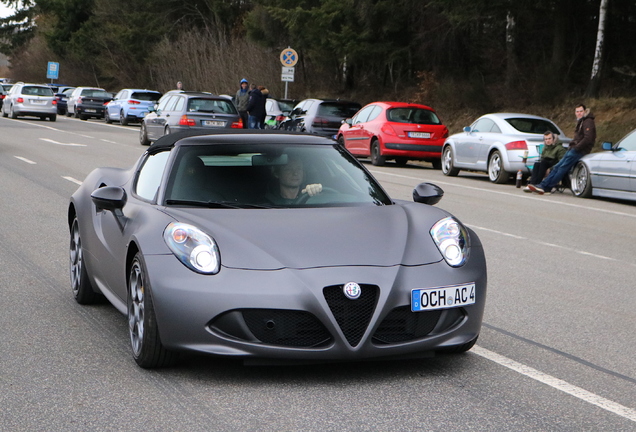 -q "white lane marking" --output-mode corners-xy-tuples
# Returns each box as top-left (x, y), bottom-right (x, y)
(62, 176), (82, 185)
(14, 156), (36, 164)
(467, 224), (618, 262)
(39, 138), (87, 147)
(472, 345), (636, 423)
(101, 139), (117, 143)
(3, 118), (61, 131)
(371, 170), (636, 219)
